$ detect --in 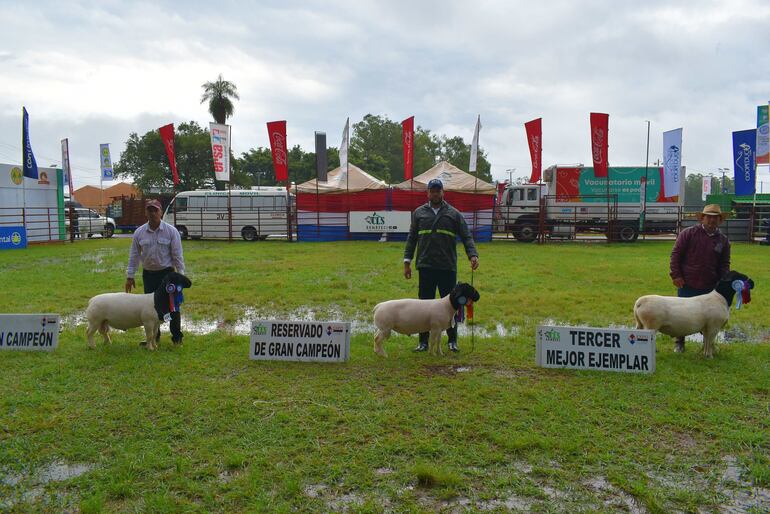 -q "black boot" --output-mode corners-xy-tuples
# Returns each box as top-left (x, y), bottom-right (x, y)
(448, 340), (459, 352)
